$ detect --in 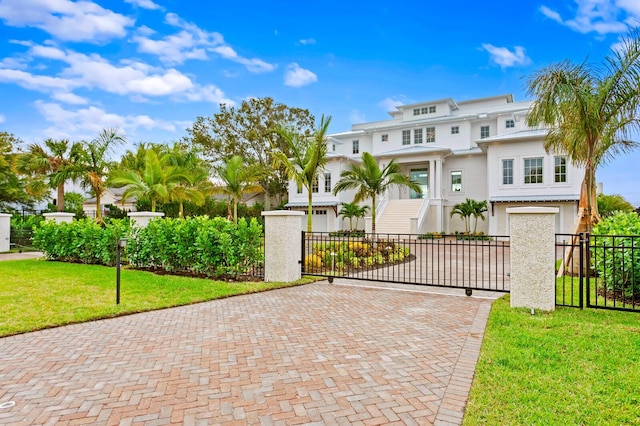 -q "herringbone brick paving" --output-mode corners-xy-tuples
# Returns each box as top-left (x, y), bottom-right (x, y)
(0, 282), (494, 425)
